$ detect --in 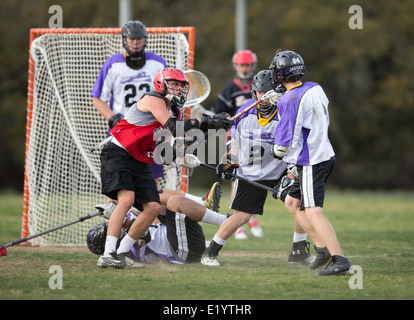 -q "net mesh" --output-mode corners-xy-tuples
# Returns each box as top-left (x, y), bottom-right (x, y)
(25, 29), (192, 246)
